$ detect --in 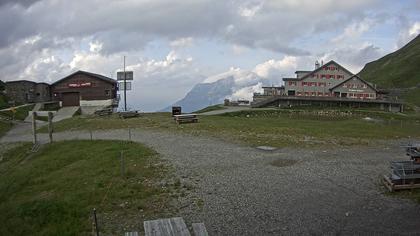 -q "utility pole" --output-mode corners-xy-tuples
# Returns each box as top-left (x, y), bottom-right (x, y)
(124, 56), (127, 111)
